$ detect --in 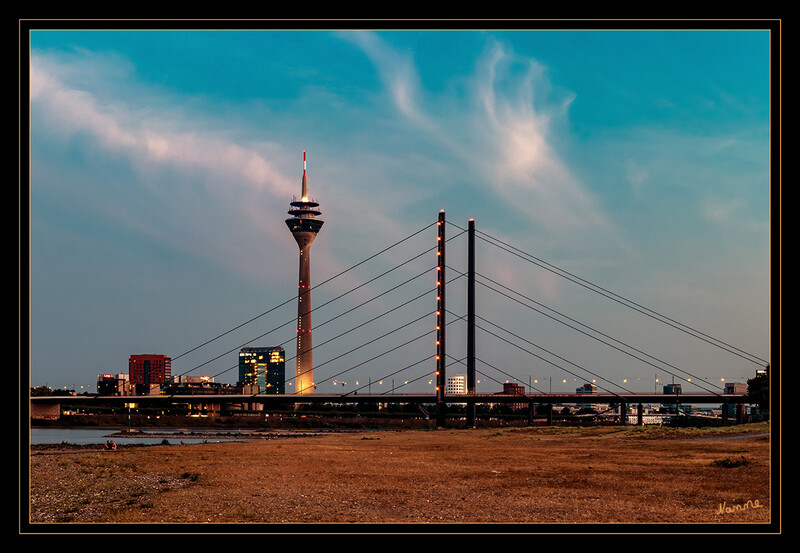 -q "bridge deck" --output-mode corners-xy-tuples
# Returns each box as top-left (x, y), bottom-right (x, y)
(30, 392), (748, 405)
